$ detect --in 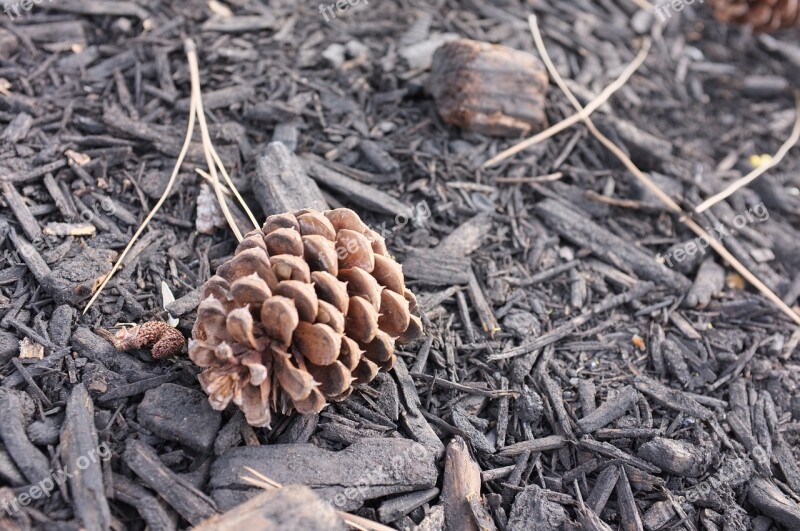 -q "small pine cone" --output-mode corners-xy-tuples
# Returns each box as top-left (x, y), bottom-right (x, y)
(114, 321), (186, 359)
(190, 208), (423, 427)
(709, 0), (800, 32)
